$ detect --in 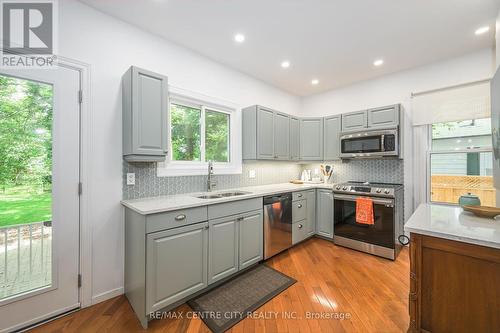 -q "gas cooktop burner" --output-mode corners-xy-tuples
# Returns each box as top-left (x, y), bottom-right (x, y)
(333, 181), (403, 197)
